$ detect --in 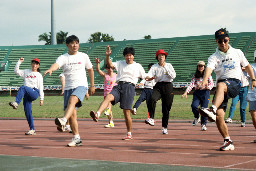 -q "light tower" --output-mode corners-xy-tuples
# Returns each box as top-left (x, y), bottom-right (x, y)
(51, 0), (56, 45)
